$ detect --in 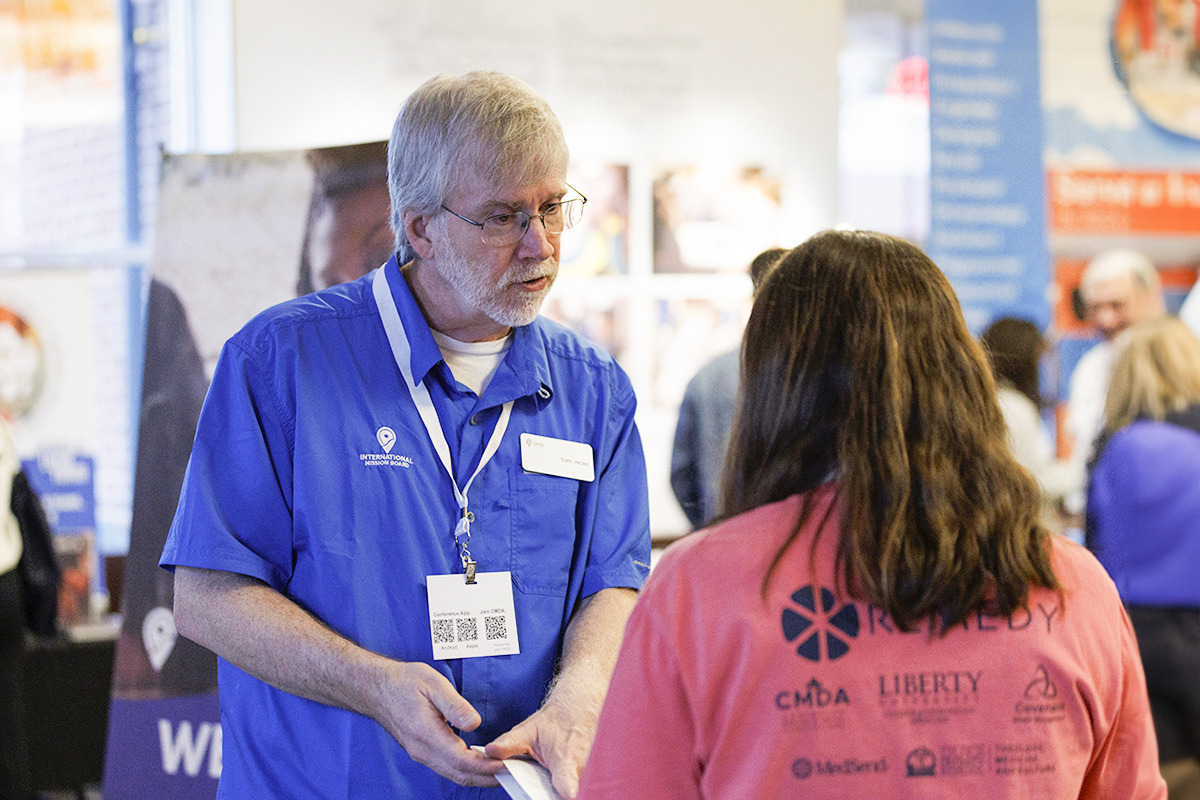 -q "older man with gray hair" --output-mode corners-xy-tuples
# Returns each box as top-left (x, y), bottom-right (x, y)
(162, 71), (650, 799)
(1066, 247), (1165, 467)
